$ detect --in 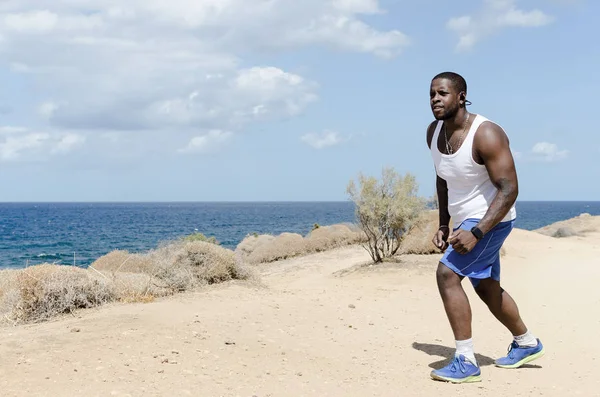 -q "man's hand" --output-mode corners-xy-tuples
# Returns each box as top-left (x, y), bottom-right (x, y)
(432, 227), (449, 252)
(448, 229), (478, 255)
